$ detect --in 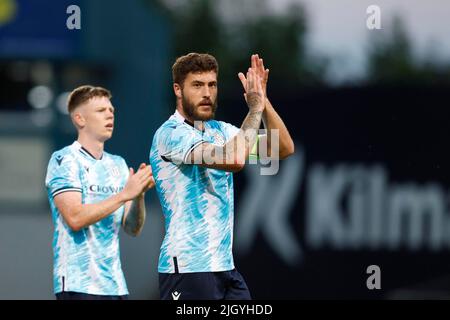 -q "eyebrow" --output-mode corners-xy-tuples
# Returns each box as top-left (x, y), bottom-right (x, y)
(95, 106), (115, 111)
(191, 80), (217, 85)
